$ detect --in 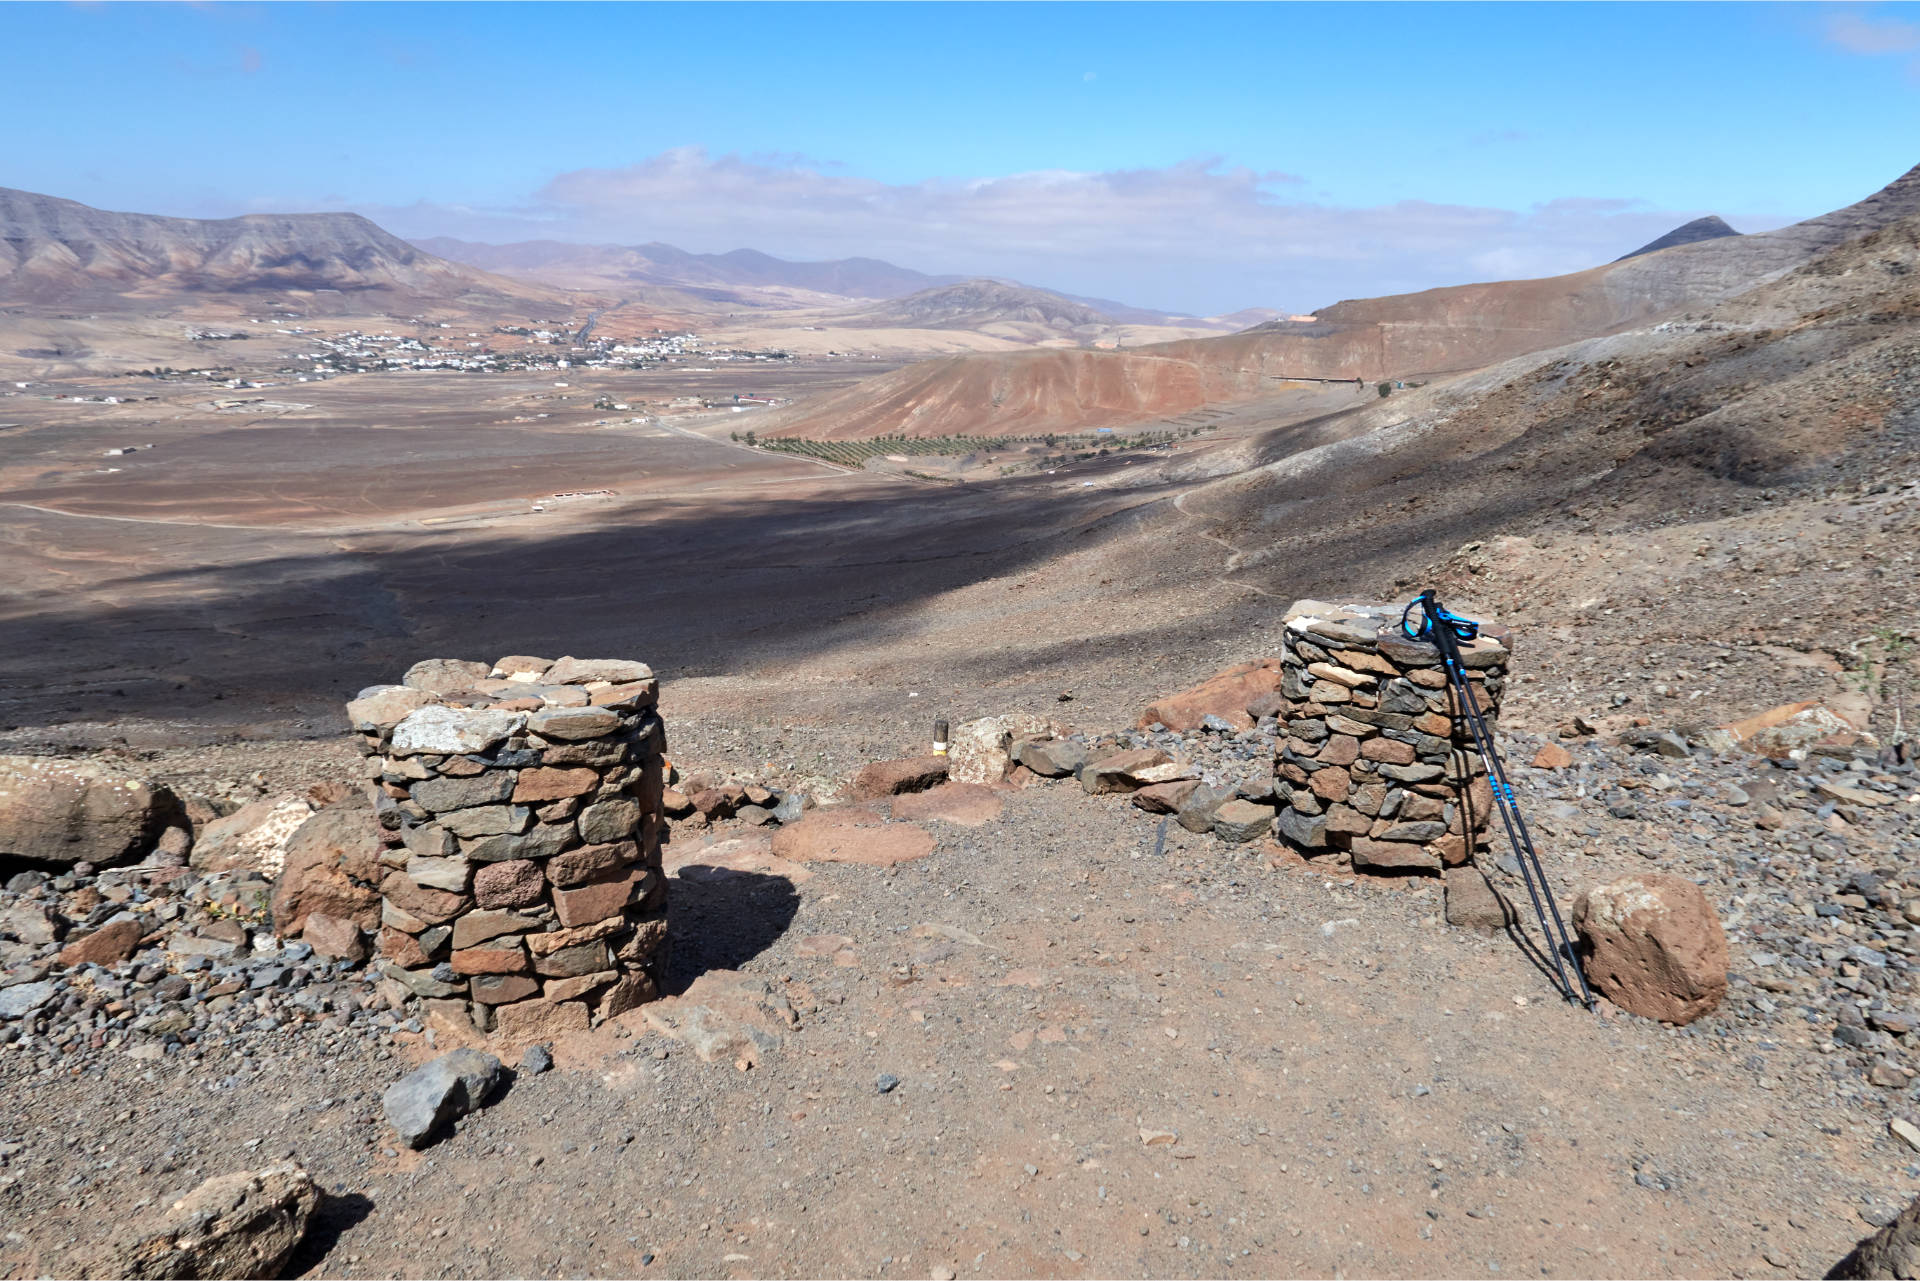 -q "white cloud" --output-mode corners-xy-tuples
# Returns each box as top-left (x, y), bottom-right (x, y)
(363, 147), (1789, 315)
